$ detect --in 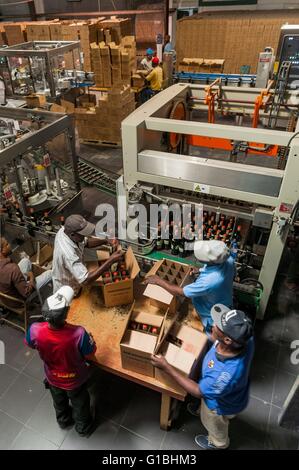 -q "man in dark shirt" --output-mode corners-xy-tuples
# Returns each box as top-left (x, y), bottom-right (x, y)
(0, 237), (51, 308)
